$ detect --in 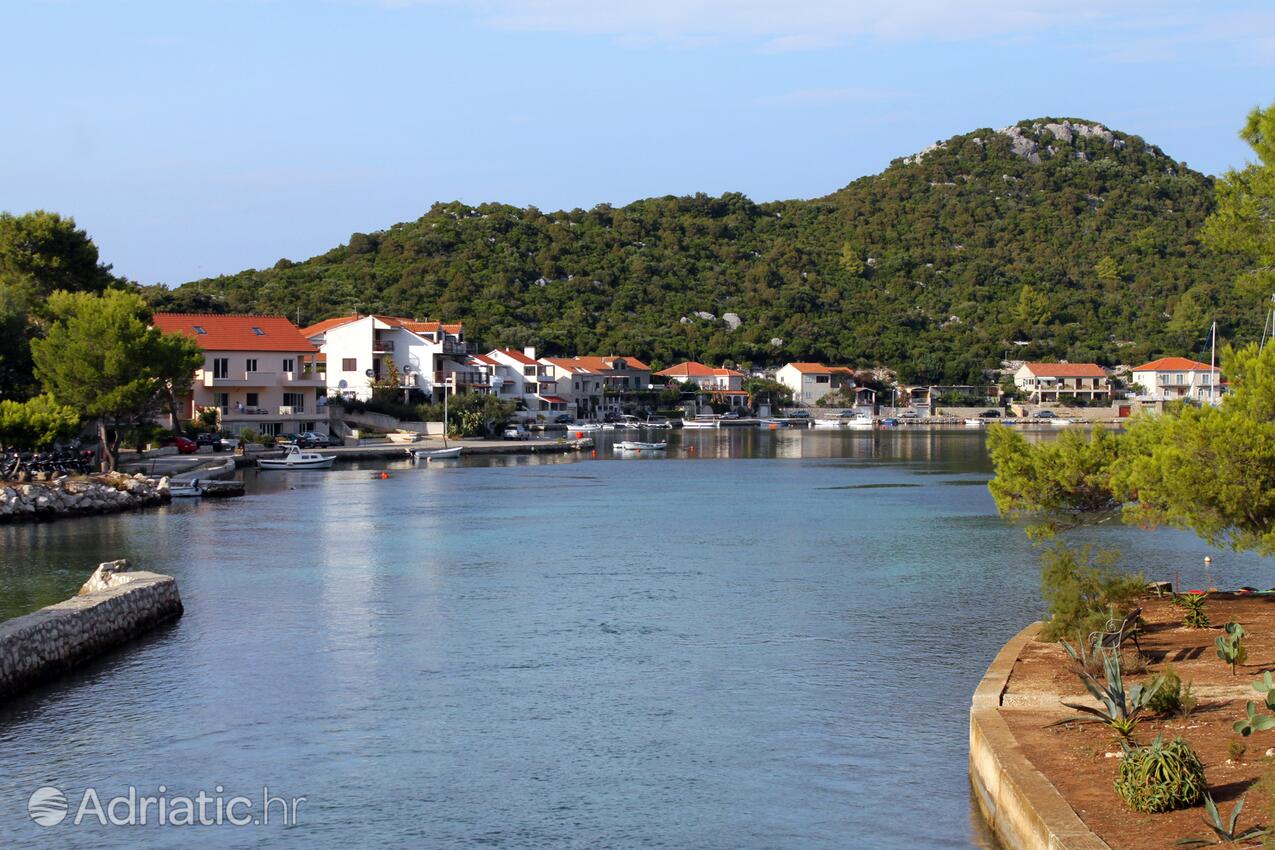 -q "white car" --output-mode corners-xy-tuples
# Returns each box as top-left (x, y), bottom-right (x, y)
(502, 425), (530, 440)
